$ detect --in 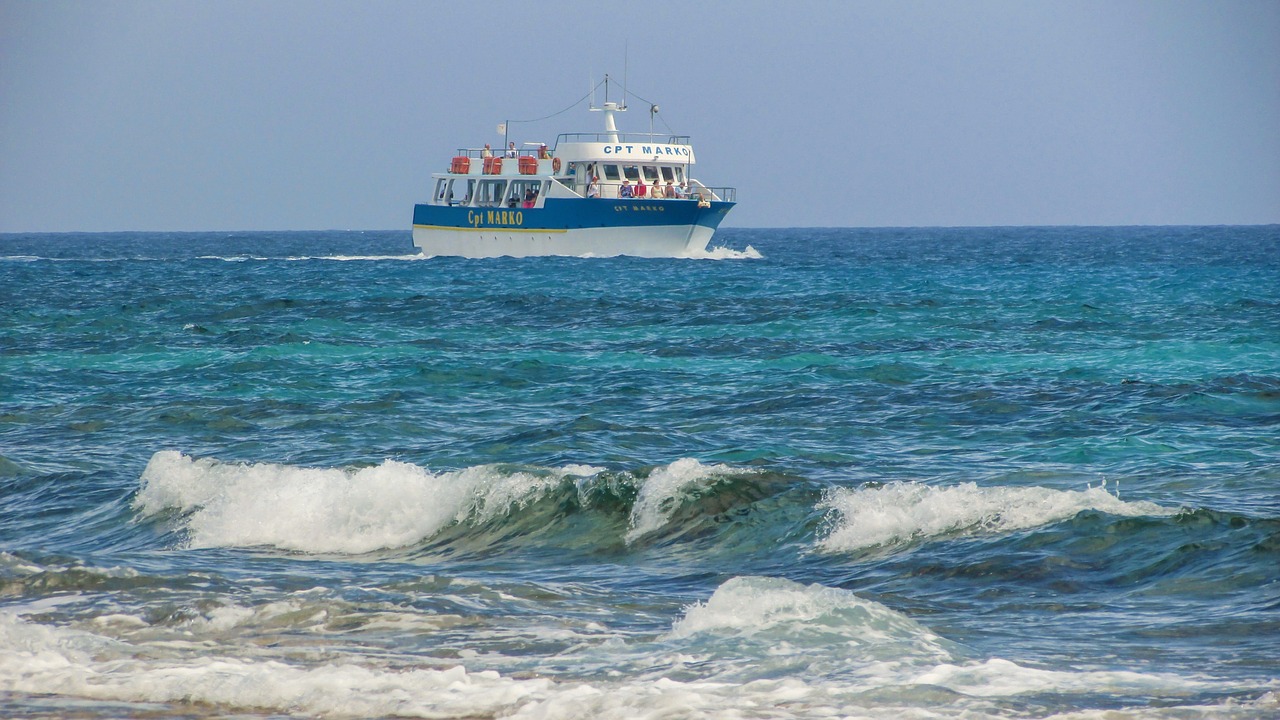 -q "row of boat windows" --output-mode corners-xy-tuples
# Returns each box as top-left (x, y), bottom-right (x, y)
(571, 162), (686, 184)
(435, 178), (550, 207)
(433, 164), (690, 205)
